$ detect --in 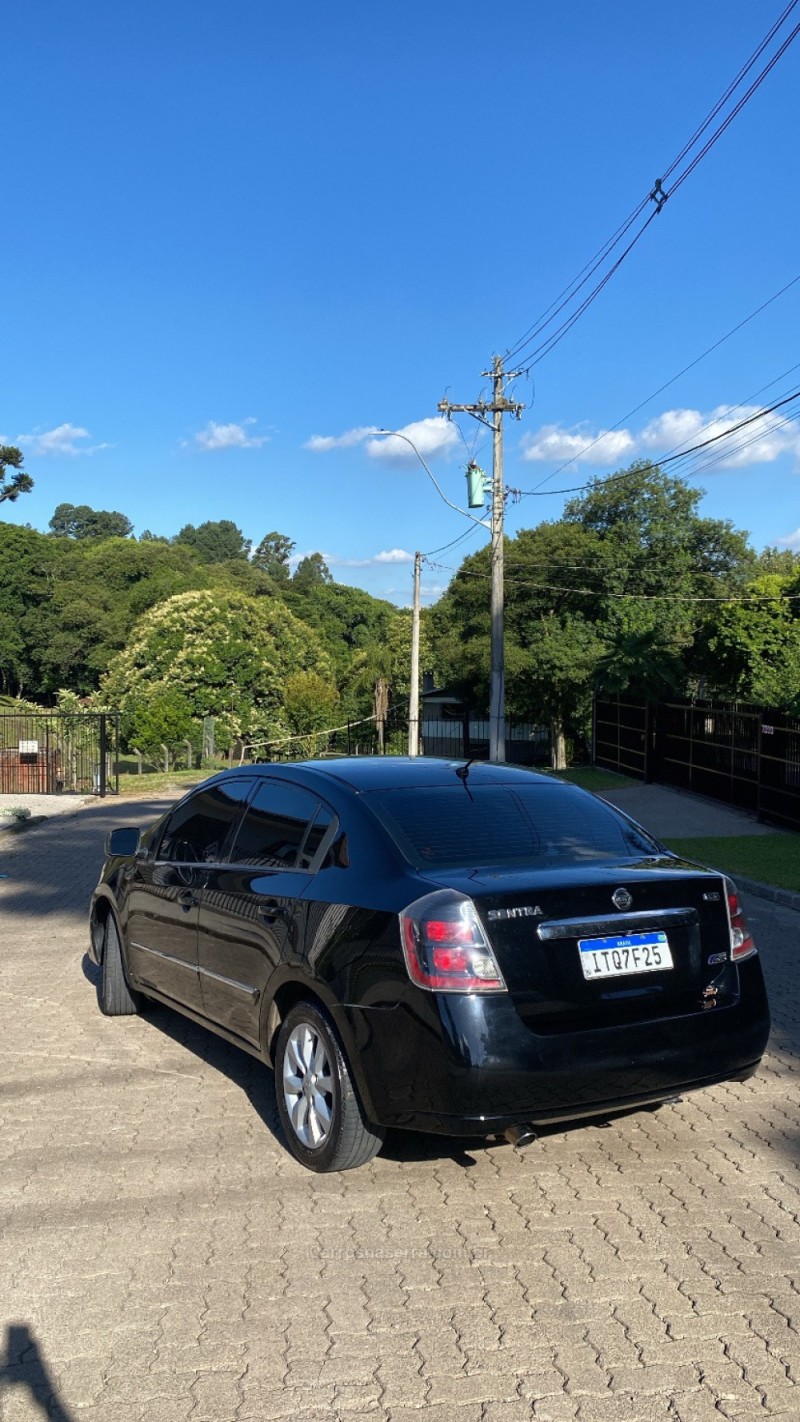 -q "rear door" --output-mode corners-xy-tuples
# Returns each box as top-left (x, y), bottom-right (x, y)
(197, 780), (329, 1045)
